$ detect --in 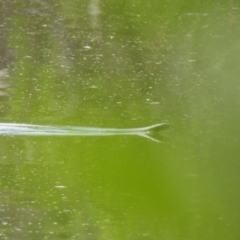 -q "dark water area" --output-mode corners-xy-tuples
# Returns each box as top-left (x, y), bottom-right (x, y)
(0, 0), (240, 239)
